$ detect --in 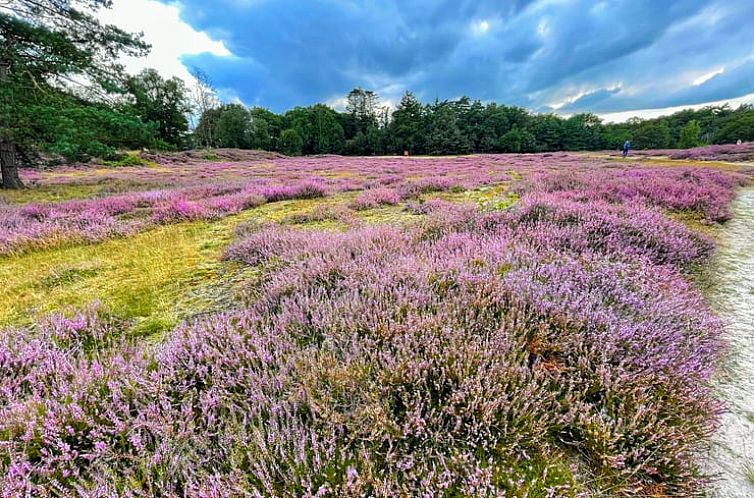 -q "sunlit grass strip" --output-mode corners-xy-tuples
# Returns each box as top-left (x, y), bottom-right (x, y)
(0, 196), (349, 332)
